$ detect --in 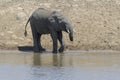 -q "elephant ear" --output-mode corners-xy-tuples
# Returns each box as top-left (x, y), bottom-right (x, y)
(49, 11), (64, 24)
